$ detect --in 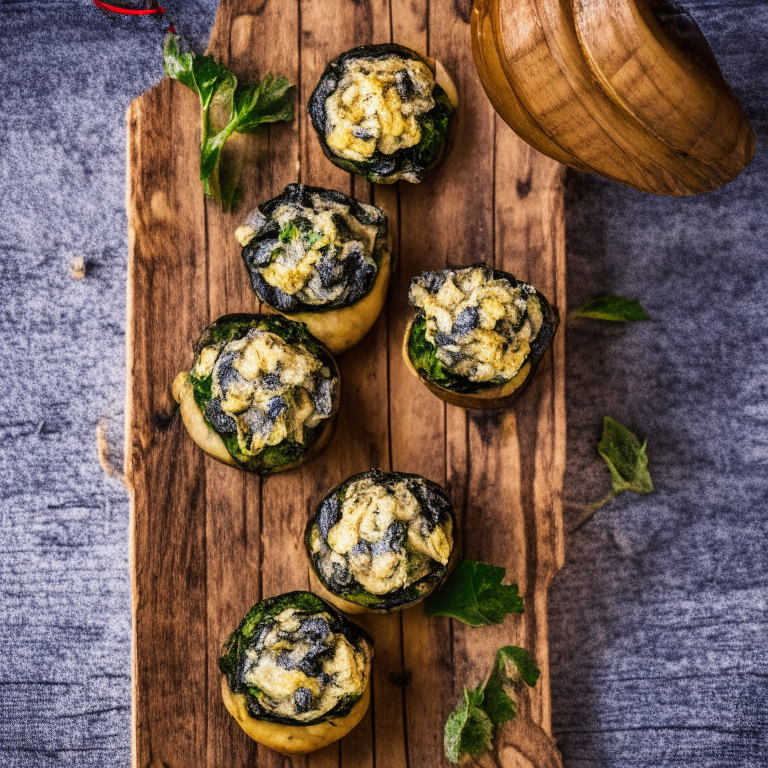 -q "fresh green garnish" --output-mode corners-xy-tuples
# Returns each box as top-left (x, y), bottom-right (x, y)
(445, 688), (492, 761)
(163, 33), (294, 211)
(279, 222), (299, 243)
(573, 417), (654, 532)
(571, 295), (650, 321)
(424, 560), (524, 626)
(444, 646), (540, 763)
